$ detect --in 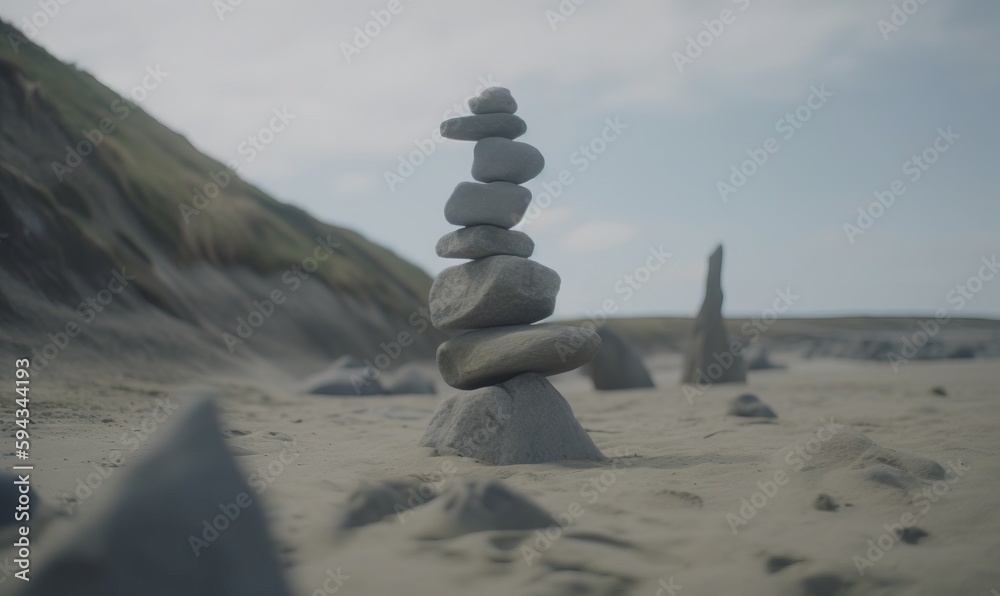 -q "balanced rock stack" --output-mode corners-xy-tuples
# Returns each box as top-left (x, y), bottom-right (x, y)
(419, 87), (605, 465)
